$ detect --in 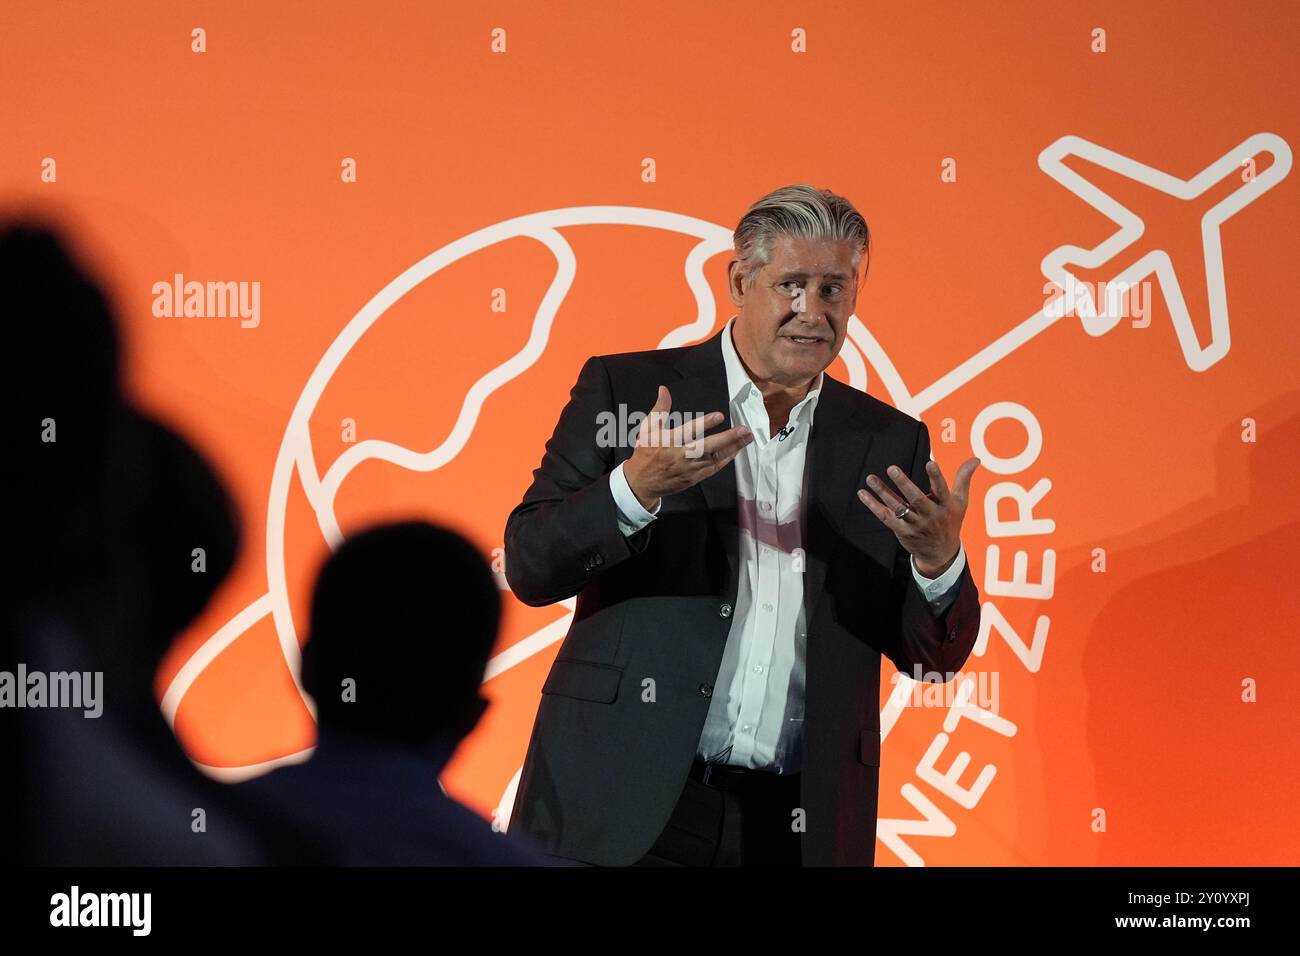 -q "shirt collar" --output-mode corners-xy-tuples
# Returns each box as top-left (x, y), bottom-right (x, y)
(720, 314), (825, 416)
